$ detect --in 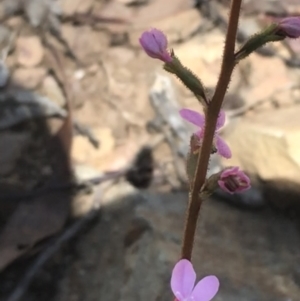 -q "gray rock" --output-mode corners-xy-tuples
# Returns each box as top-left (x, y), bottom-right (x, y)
(0, 88), (66, 130)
